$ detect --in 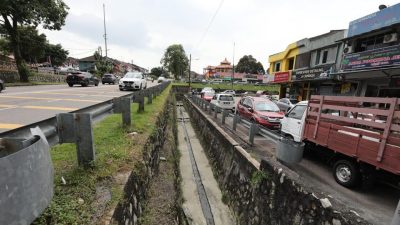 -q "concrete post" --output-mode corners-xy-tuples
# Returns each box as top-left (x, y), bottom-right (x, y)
(121, 97), (131, 126)
(214, 106), (218, 118)
(391, 200), (400, 225)
(222, 110), (229, 124)
(74, 113), (95, 166)
(208, 102), (212, 114)
(233, 114), (240, 131)
(147, 92), (153, 104)
(249, 123), (259, 146)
